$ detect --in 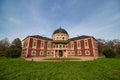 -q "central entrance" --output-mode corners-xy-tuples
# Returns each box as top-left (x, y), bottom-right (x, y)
(59, 50), (63, 57)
